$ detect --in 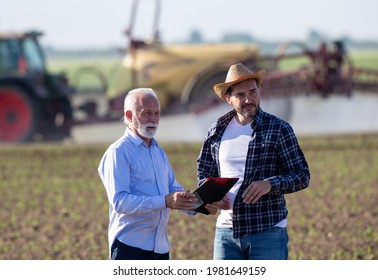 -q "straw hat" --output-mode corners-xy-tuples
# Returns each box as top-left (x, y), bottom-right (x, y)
(213, 63), (265, 100)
